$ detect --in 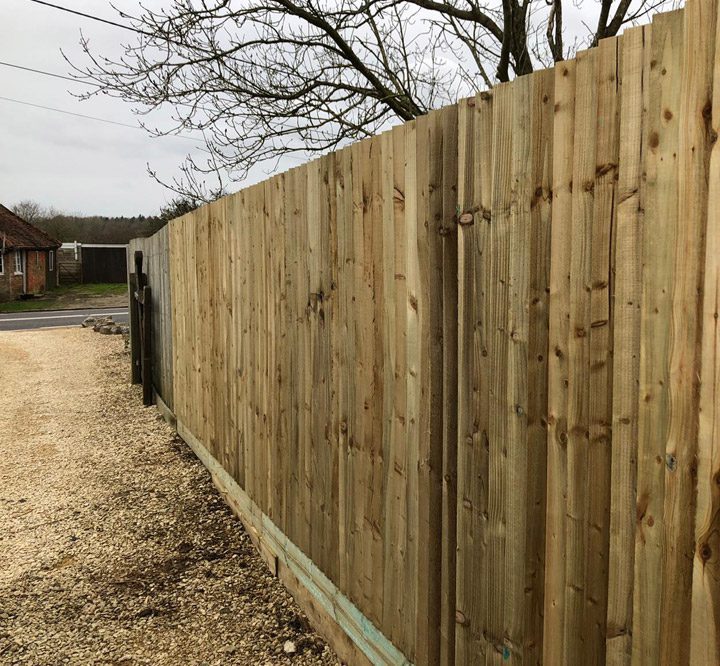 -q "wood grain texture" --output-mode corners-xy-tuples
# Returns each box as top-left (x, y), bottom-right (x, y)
(543, 58), (576, 666)
(632, 10), (682, 664)
(605, 25), (648, 666)
(690, 3), (720, 660)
